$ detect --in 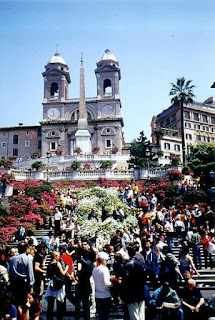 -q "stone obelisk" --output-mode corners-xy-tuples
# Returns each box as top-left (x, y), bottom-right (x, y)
(75, 54), (91, 153)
